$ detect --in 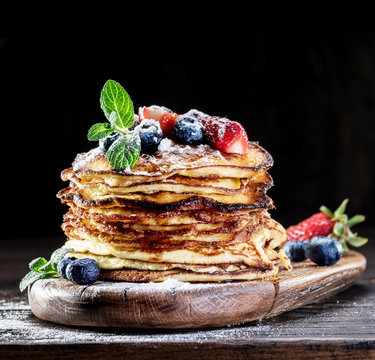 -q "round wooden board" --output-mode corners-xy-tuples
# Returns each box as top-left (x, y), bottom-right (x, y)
(28, 251), (366, 329)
